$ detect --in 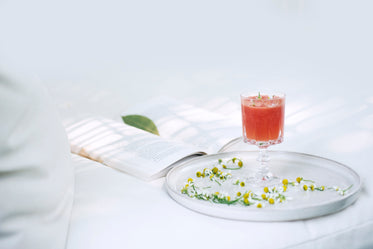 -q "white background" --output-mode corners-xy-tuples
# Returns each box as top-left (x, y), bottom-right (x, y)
(1, 0), (372, 101)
